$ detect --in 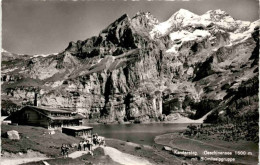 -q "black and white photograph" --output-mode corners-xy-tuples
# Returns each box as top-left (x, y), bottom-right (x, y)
(1, 0), (259, 164)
